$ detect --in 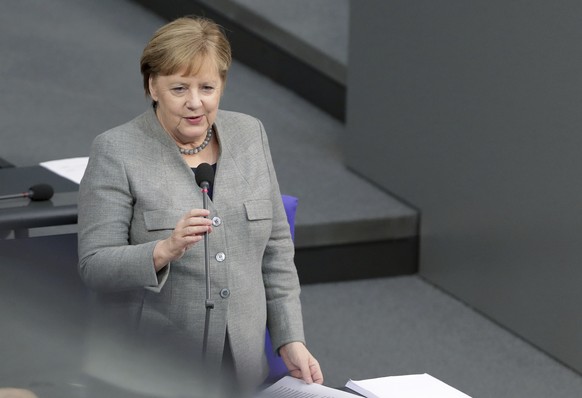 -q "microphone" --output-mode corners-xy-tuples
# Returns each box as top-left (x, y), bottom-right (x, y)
(0, 184), (54, 201)
(194, 163), (215, 192)
(194, 163), (215, 360)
